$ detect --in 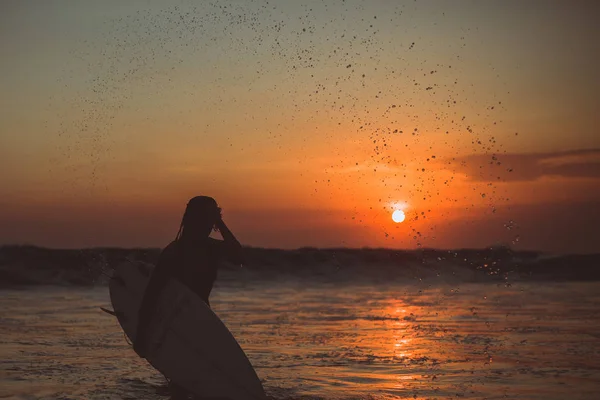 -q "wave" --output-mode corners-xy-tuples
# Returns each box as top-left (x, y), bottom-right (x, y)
(0, 245), (598, 288)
